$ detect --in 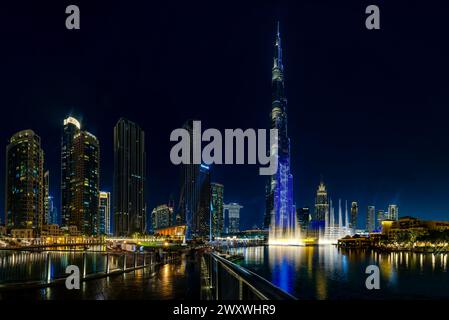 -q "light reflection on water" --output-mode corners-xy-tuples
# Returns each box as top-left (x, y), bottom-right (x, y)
(232, 245), (449, 299)
(0, 253), (199, 300)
